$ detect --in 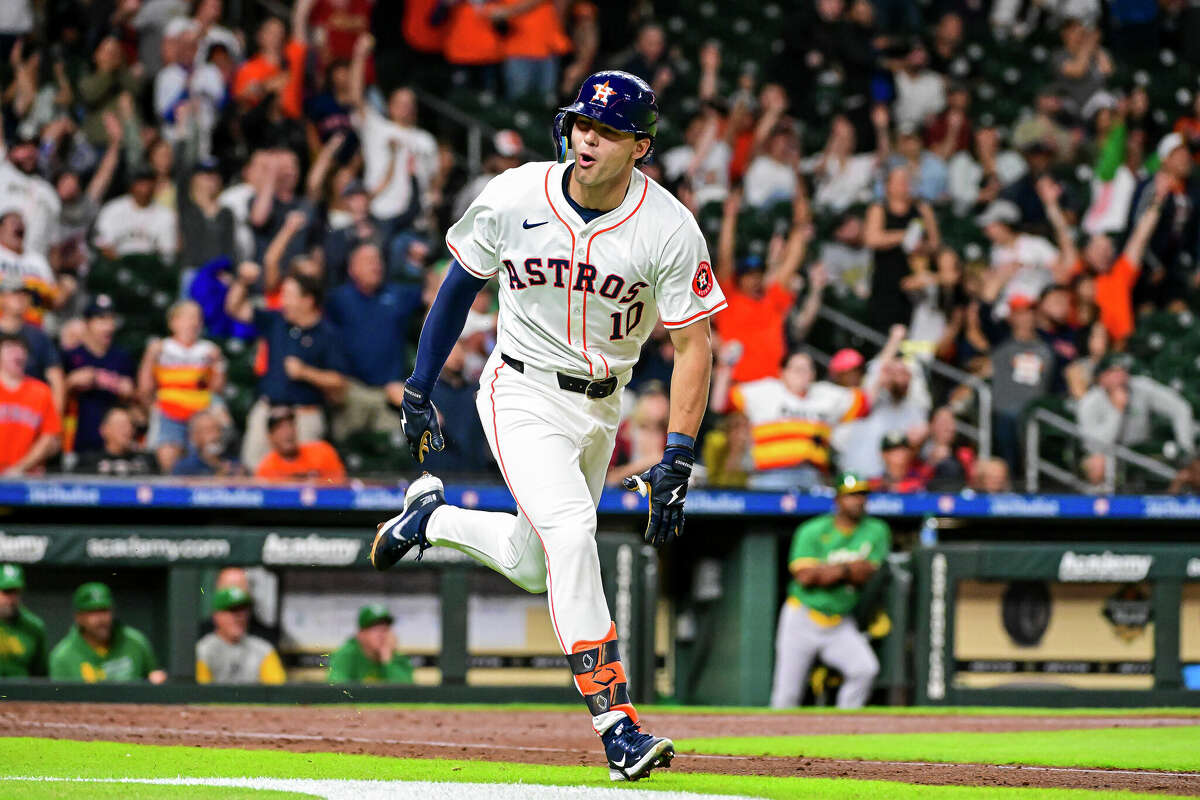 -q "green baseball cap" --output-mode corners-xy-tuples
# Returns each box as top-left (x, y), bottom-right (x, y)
(212, 585), (252, 612)
(835, 472), (871, 496)
(73, 582), (113, 611)
(0, 563), (24, 591)
(358, 603), (394, 630)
